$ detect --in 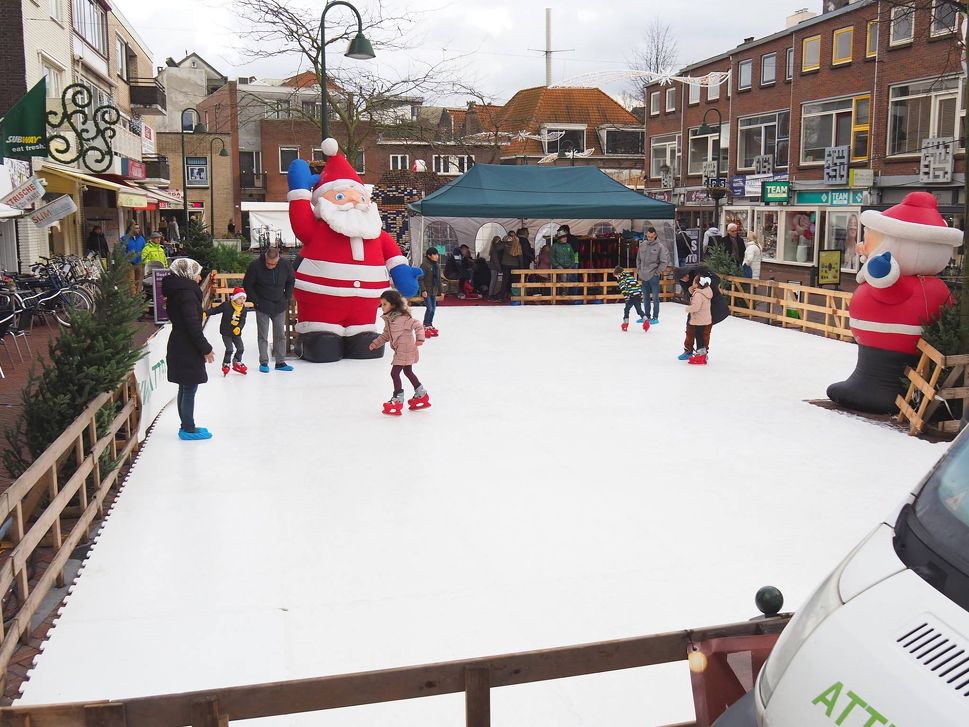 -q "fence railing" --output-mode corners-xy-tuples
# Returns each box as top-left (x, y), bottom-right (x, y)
(721, 276), (853, 341)
(0, 615), (788, 727)
(0, 374), (140, 694)
(896, 339), (969, 436)
(511, 268), (676, 305)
